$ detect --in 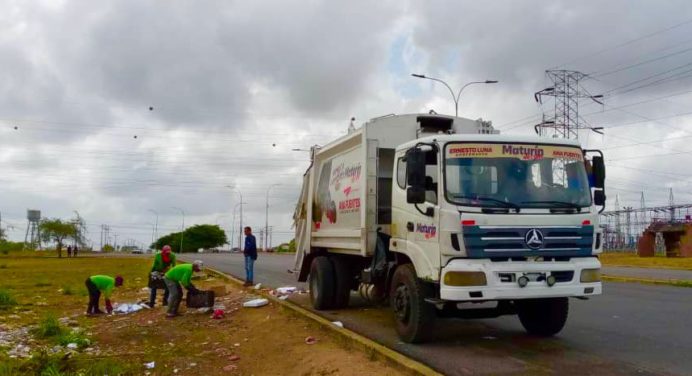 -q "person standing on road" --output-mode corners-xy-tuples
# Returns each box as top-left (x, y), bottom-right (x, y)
(148, 245), (176, 307)
(85, 275), (123, 315)
(163, 260), (203, 318)
(243, 226), (257, 287)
